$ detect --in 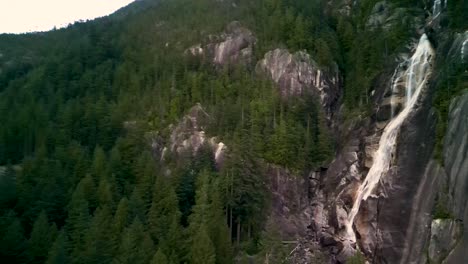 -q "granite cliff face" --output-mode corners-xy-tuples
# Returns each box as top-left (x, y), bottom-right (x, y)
(180, 4), (467, 262)
(186, 21), (256, 67)
(149, 104), (227, 167)
(296, 34), (440, 263)
(430, 93), (468, 264)
(290, 1), (468, 263)
(265, 165), (312, 241)
(212, 21), (256, 66)
(257, 49), (341, 118)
